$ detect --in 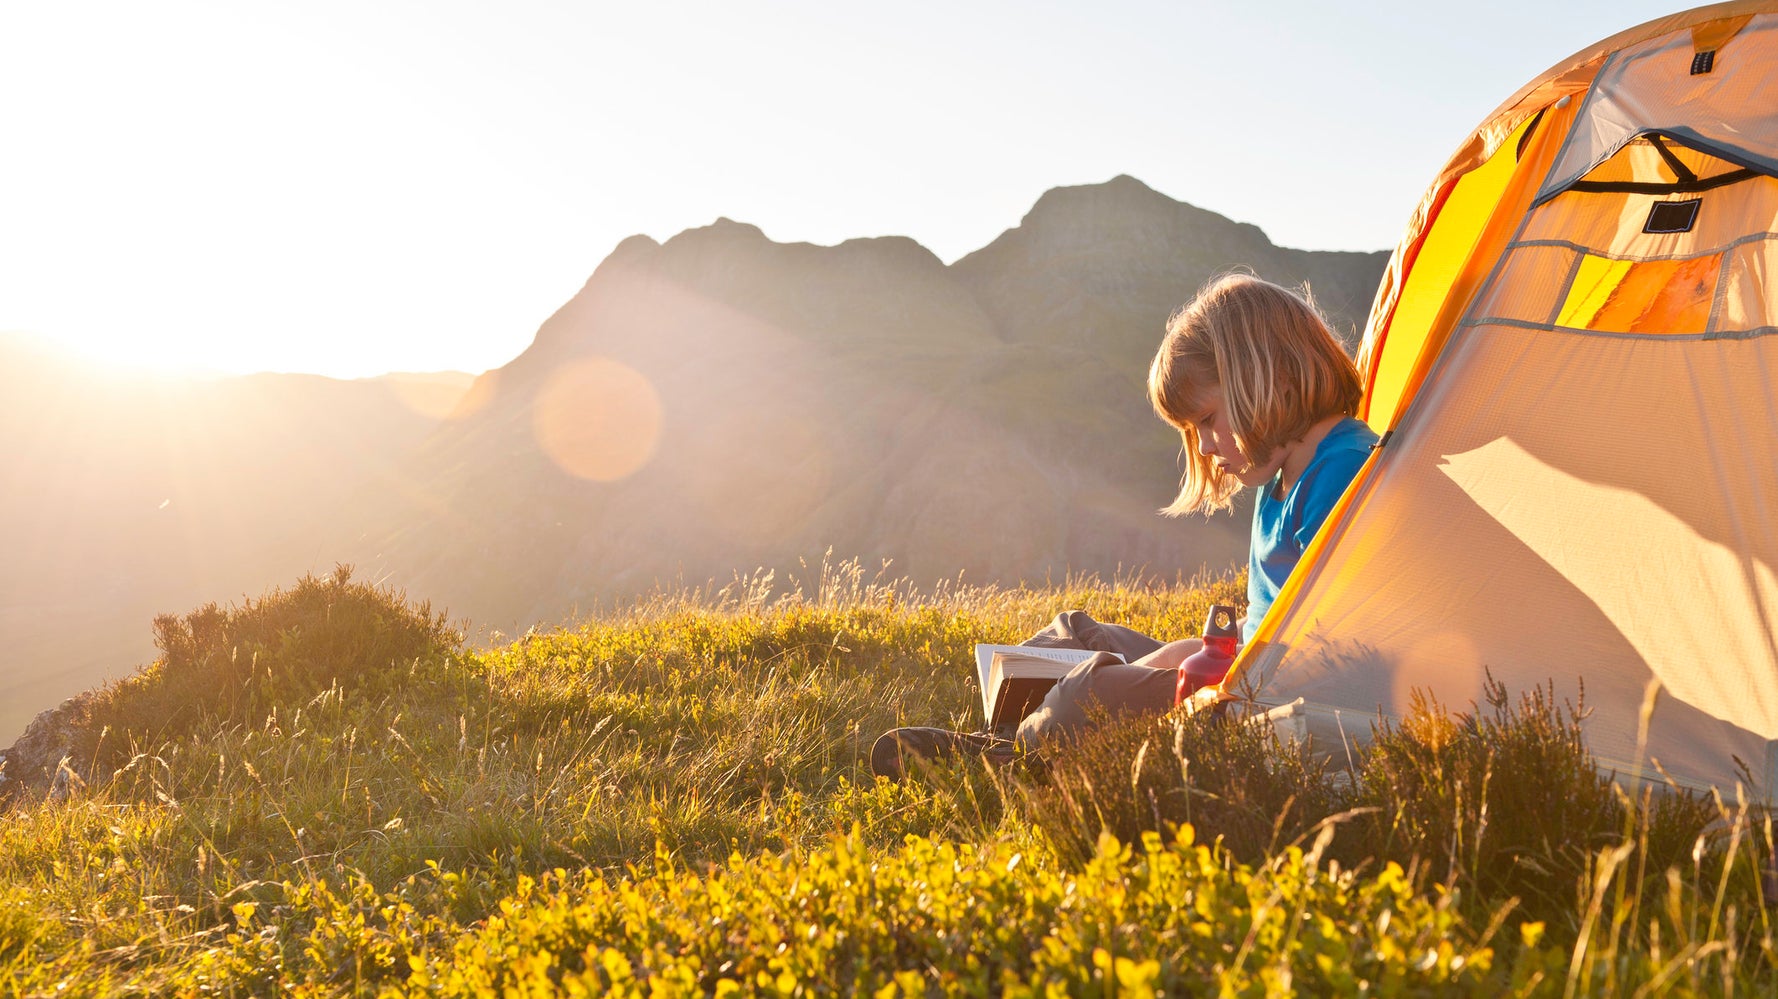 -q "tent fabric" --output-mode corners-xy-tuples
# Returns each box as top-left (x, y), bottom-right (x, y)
(1360, 104), (1578, 434)
(1359, 0), (1778, 430)
(1537, 14), (1778, 204)
(1225, 2), (1778, 800)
